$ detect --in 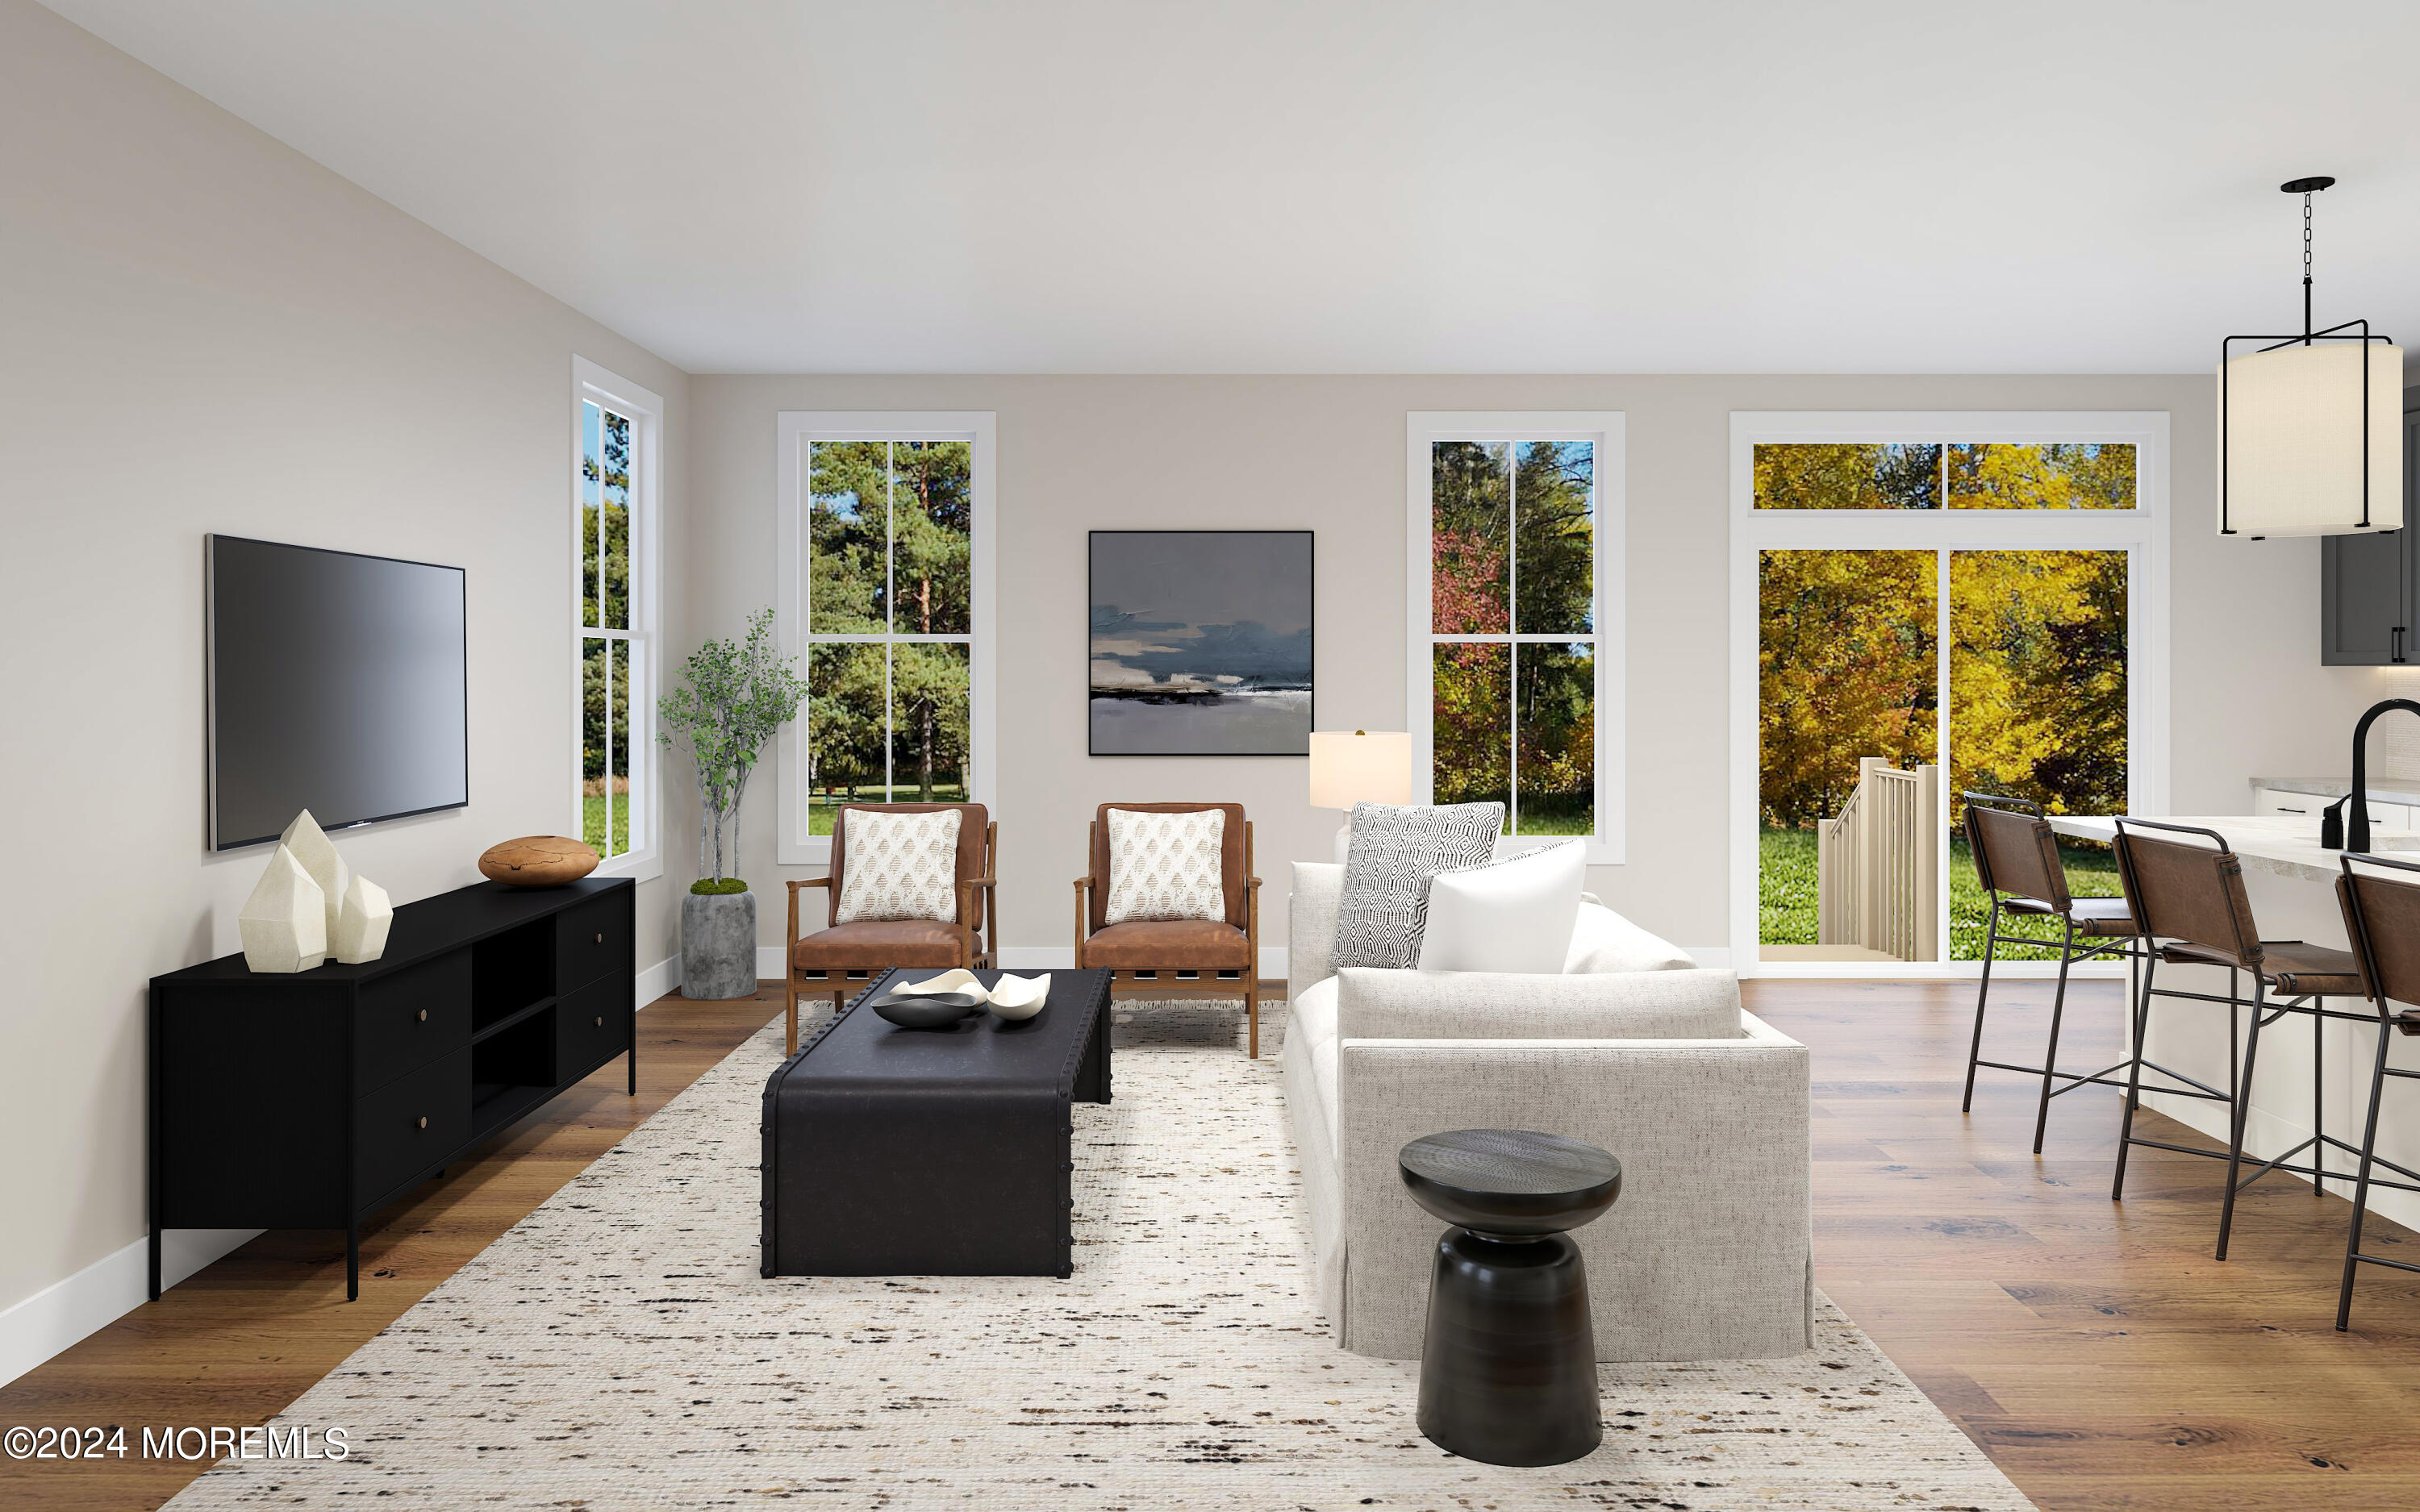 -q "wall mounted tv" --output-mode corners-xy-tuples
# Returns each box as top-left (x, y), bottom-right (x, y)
(207, 535), (468, 850)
